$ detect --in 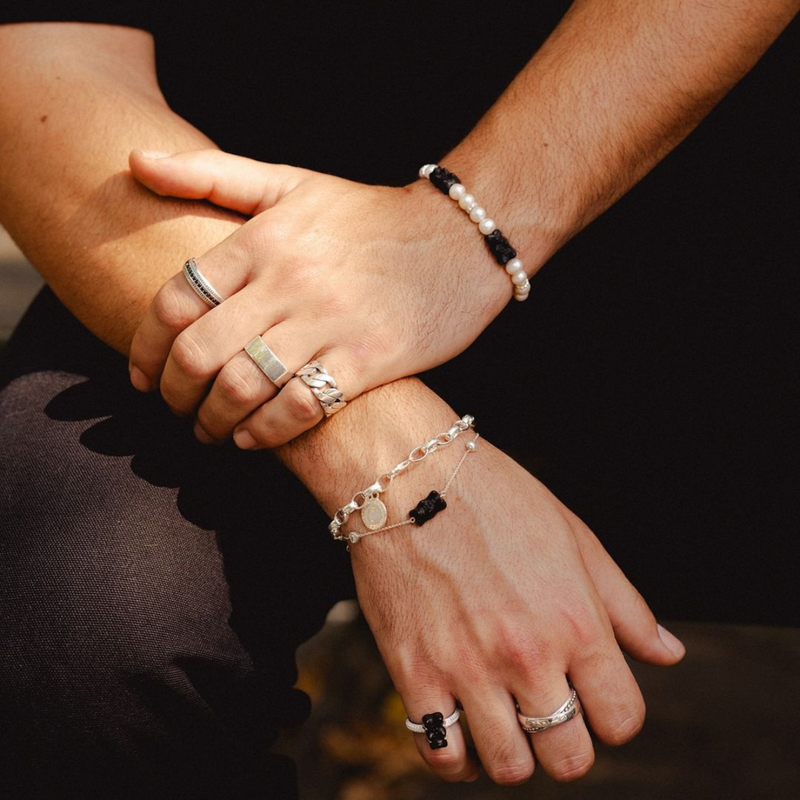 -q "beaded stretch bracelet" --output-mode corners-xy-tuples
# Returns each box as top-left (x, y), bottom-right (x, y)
(329, 415), (475, 543)
(419, 164), (530, 302)
(344, 432), (479, 545)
